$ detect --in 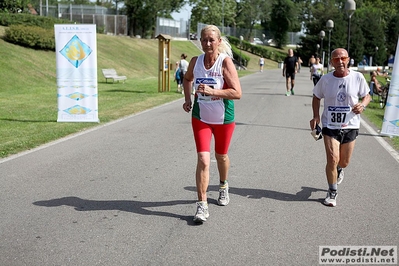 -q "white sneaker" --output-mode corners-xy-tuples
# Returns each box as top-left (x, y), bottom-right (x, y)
(323, 190), (337, 207)
(193, 202), (209, 223)
(217, 183), (230, 206)
(337, 168), (344, 185)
